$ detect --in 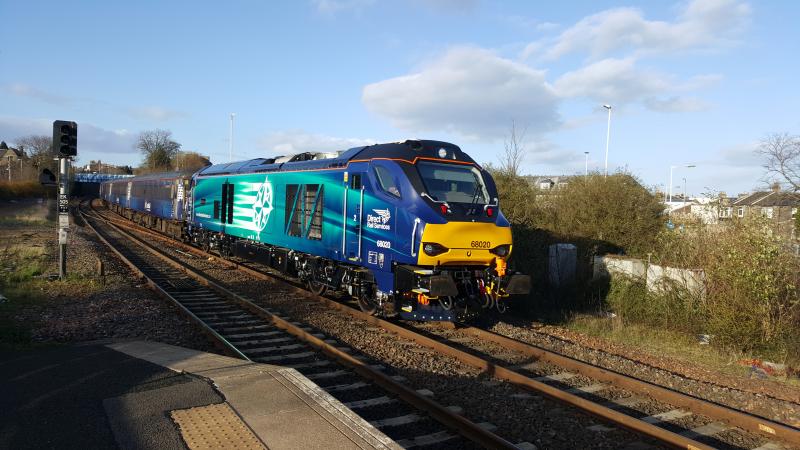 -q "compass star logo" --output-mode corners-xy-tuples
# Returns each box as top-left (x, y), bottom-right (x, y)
(252, 177), (273, 232)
